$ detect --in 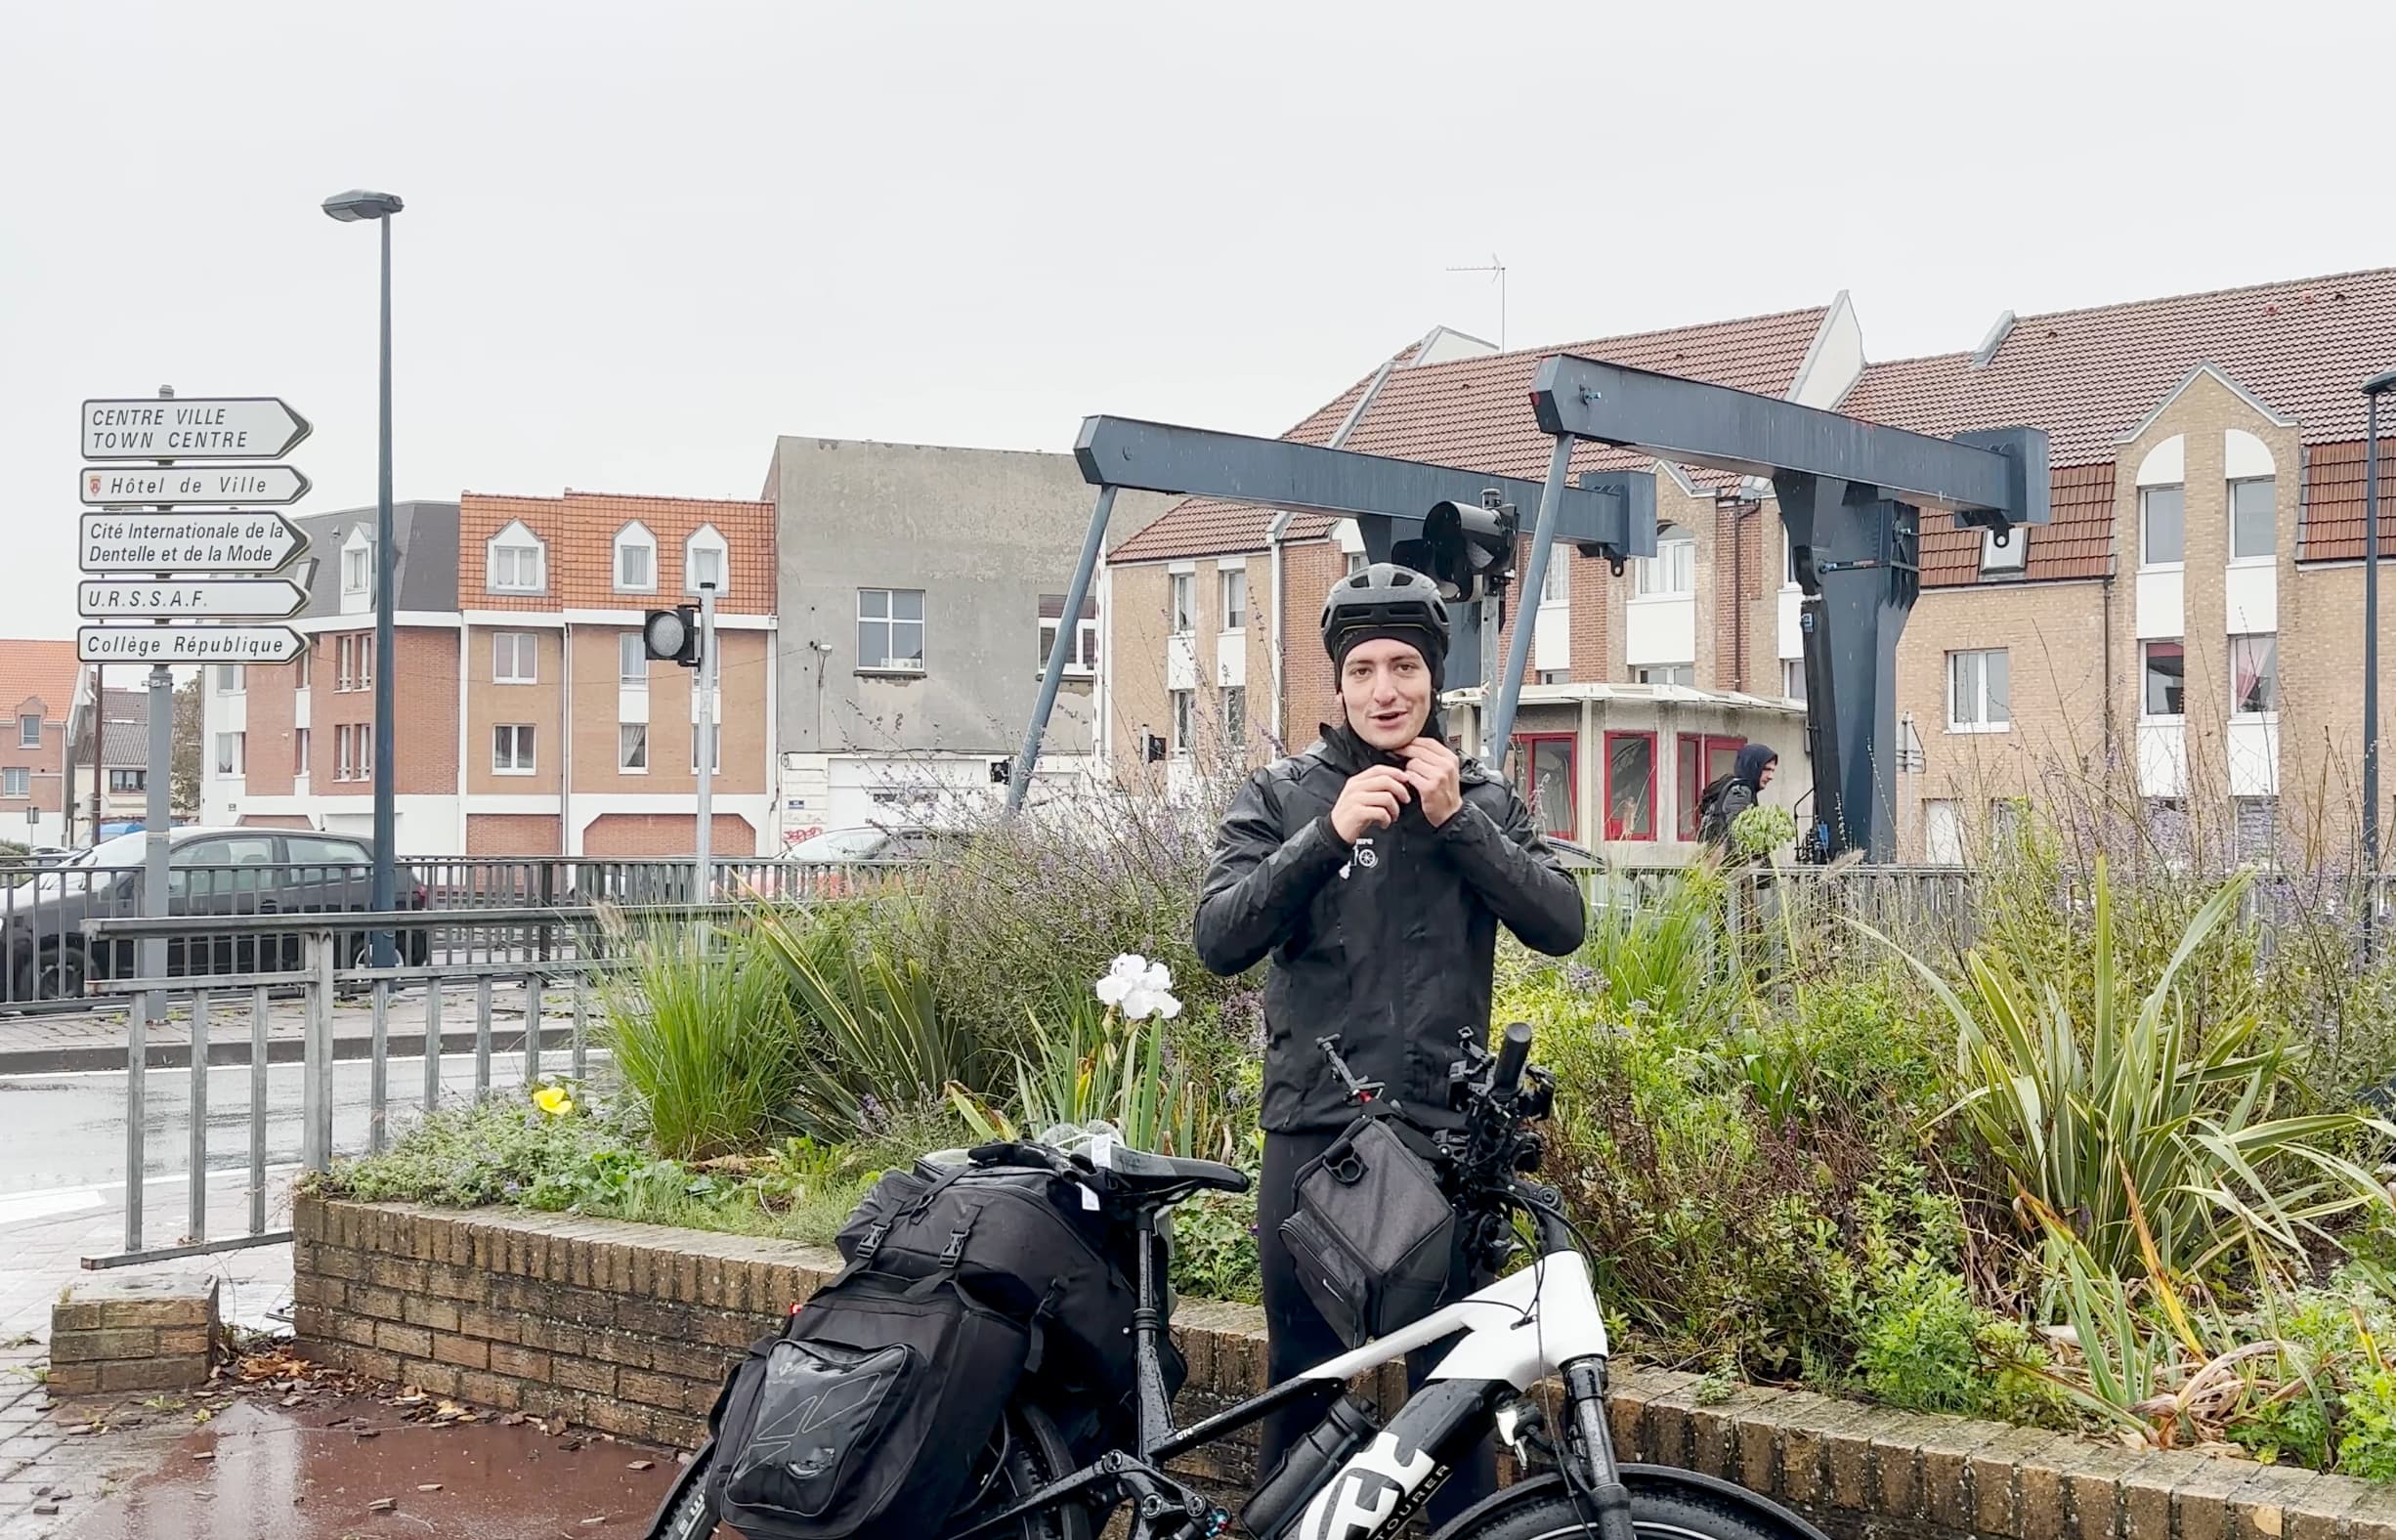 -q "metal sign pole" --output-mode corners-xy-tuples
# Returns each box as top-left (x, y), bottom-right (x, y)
(1483, 435), (1578, 774)
(695, 581), (717, 896)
